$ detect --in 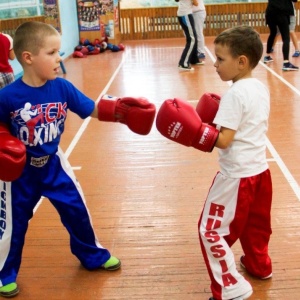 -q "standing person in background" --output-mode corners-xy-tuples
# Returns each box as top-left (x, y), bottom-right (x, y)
(286, 1), (300, 57)
(0, 32), (15, 89)
(264, 0), (298, 71)
(289, 1), (300, 57)
(192, 0), (206, 61)
(271, 2), (300, 57)
(176, 0), (204, 71)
